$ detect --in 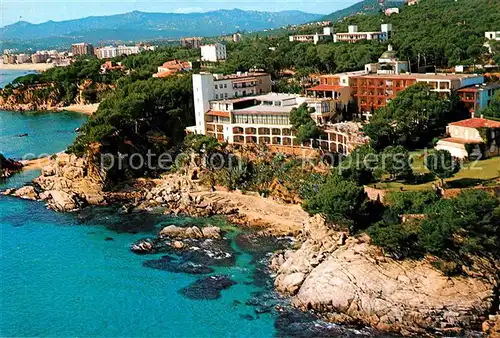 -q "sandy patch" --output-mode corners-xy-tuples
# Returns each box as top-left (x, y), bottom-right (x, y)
(55, 103), (99, 115)
(0, 63), (55, 71)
